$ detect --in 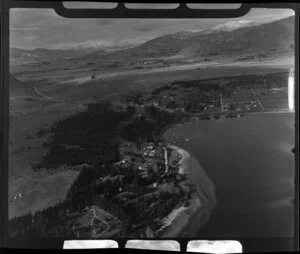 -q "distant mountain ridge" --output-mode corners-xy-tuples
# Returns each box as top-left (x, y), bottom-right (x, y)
(9, 47), (96, 65)
(10, 15), (294, 65)
(176, 15), (294, 57)
(10, 41), (143, 65)
(137, 15), (294, 58)
(83, 15), (294, 60)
